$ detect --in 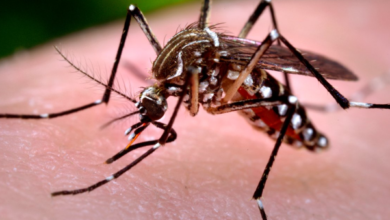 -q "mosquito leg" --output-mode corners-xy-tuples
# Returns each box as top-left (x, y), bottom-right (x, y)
(105, 122), (177, 164)
(198, 0), (211, 30)
(279, 35), (390, 110)
(103, 5), (161, 103)
(239, 0), (278, 39)
(189, 69), (200, 116)
(1, 5), (161, 119)
(239, 0), (293, 92)
(52, 68), (194, 196)
(302, 71), (390, 112)
(253, 97), (297, 220)
(208, 95), (297, 220)
(223, 30), (279, 103)
(51, 144), (159, 196)
(207, 96), (285, 115)
(0, 100), (103, 119)
(157, 67), (196, 146)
